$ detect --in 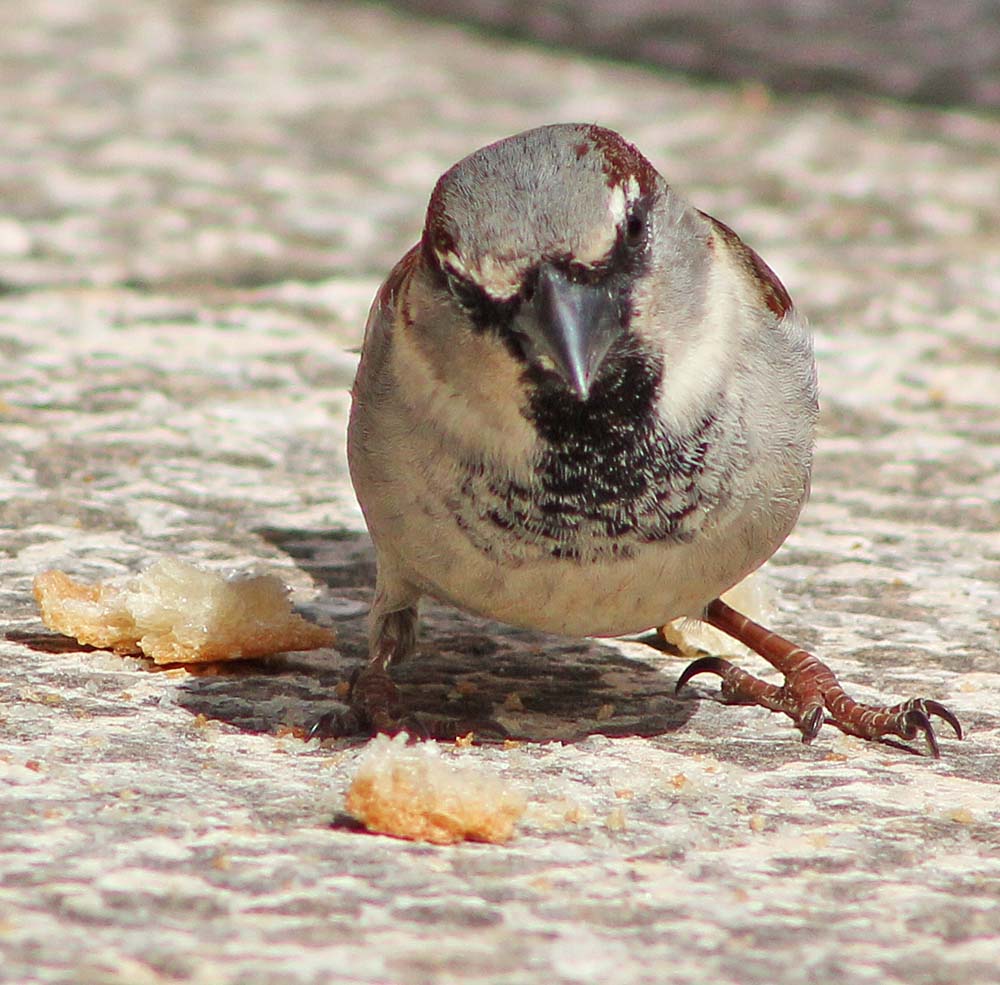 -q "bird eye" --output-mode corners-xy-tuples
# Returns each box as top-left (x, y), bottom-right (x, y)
(521, 270), (537, 303)
(624, 211), (646, 249)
